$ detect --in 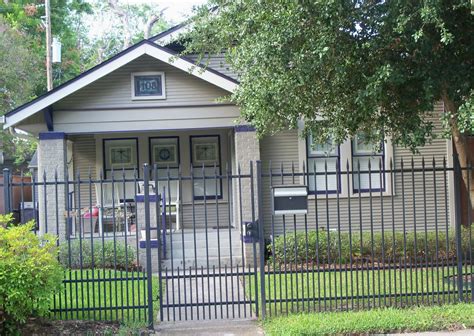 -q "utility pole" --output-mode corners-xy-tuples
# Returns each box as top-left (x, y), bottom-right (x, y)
(45, 0), (53, 91)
